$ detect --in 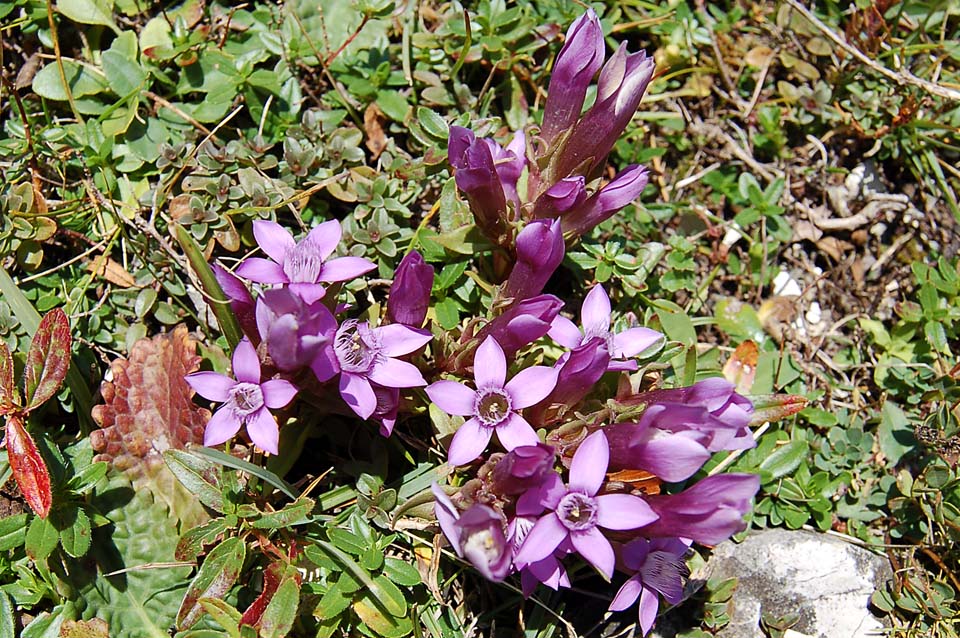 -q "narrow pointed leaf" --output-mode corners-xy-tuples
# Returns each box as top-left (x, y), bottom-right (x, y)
(6, 416), (52, 518)
(173, 223), (243, 349)
(255, 572), (300, 638)
(164, 449), (225, 513)
(199, 598), (242, 638)
(307, 540), (405, 617)
(23, 308), (72, 411)
(177, 537), (247, 630)
(188, 445), (297, 499)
